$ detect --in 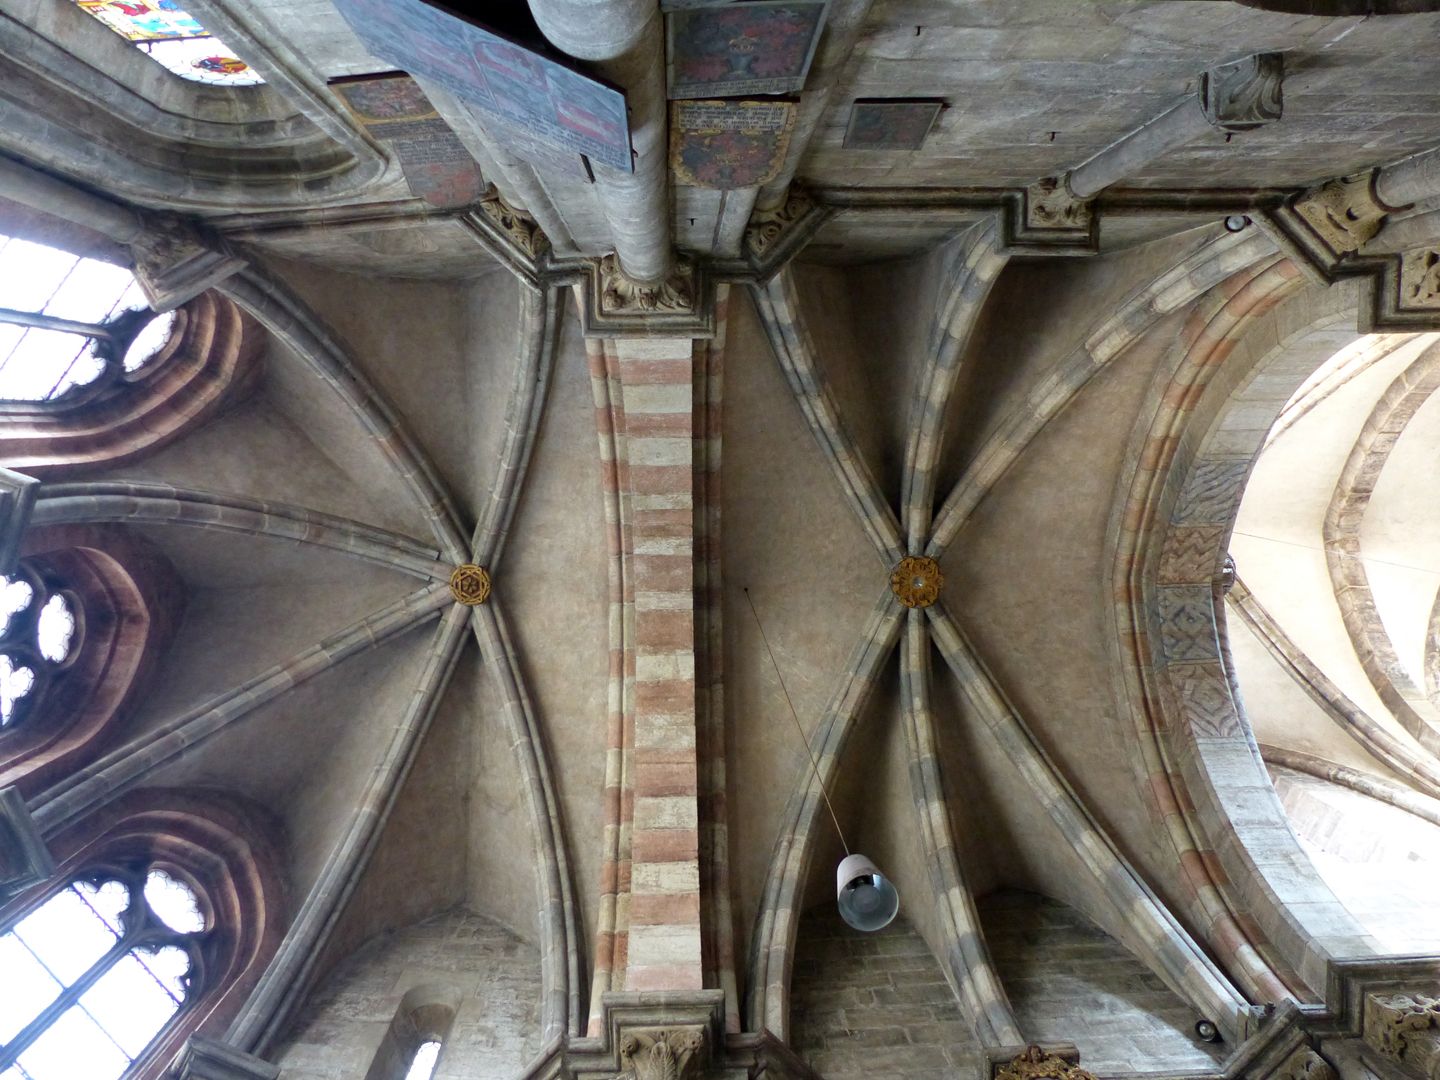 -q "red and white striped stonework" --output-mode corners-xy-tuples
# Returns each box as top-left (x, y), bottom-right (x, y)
(585, 288), (734, 1033)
